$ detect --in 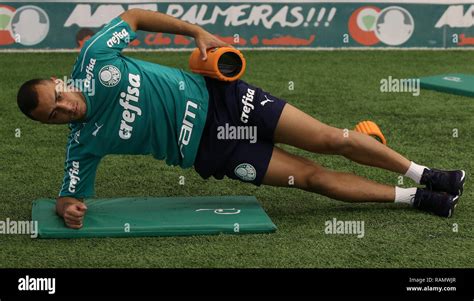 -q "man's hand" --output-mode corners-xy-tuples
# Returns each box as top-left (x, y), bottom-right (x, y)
(194, 29), (231, 61)
(56, 197), (87, 229)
